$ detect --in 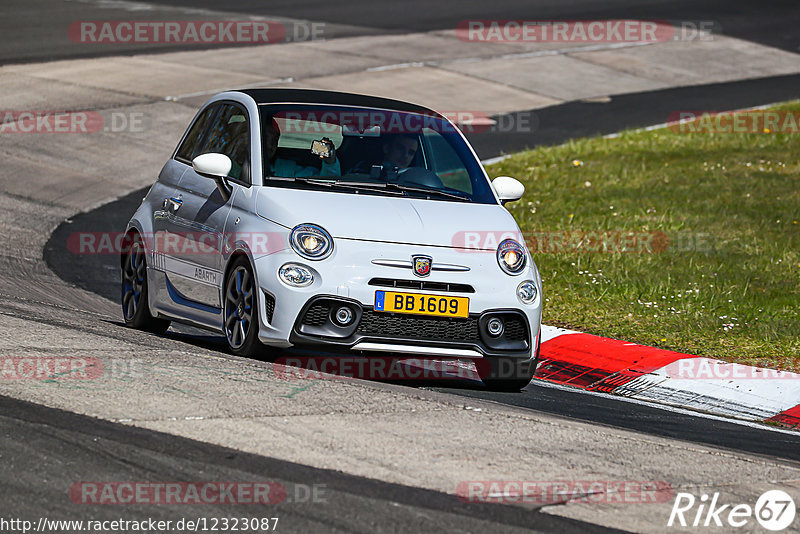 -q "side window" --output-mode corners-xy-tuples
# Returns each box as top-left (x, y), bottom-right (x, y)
(197, 103), (250, 183)
(175, 105), (218, 162)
